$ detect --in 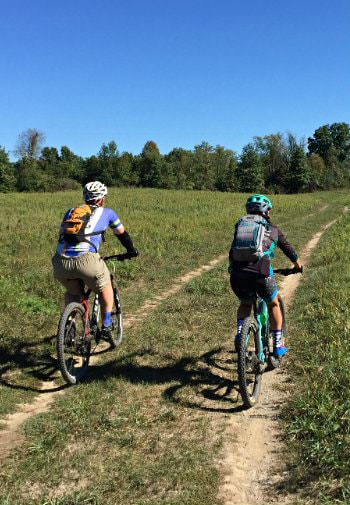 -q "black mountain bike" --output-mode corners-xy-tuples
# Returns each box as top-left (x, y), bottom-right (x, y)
(57, 253), (131, 385)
